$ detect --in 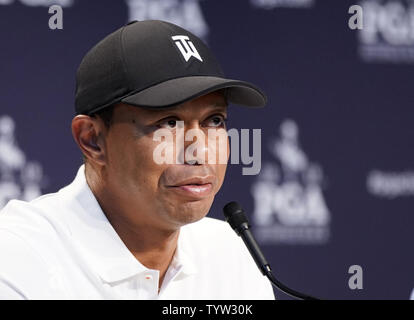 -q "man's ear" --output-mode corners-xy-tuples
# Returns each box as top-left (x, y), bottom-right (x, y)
(71, 115), (107, 166)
